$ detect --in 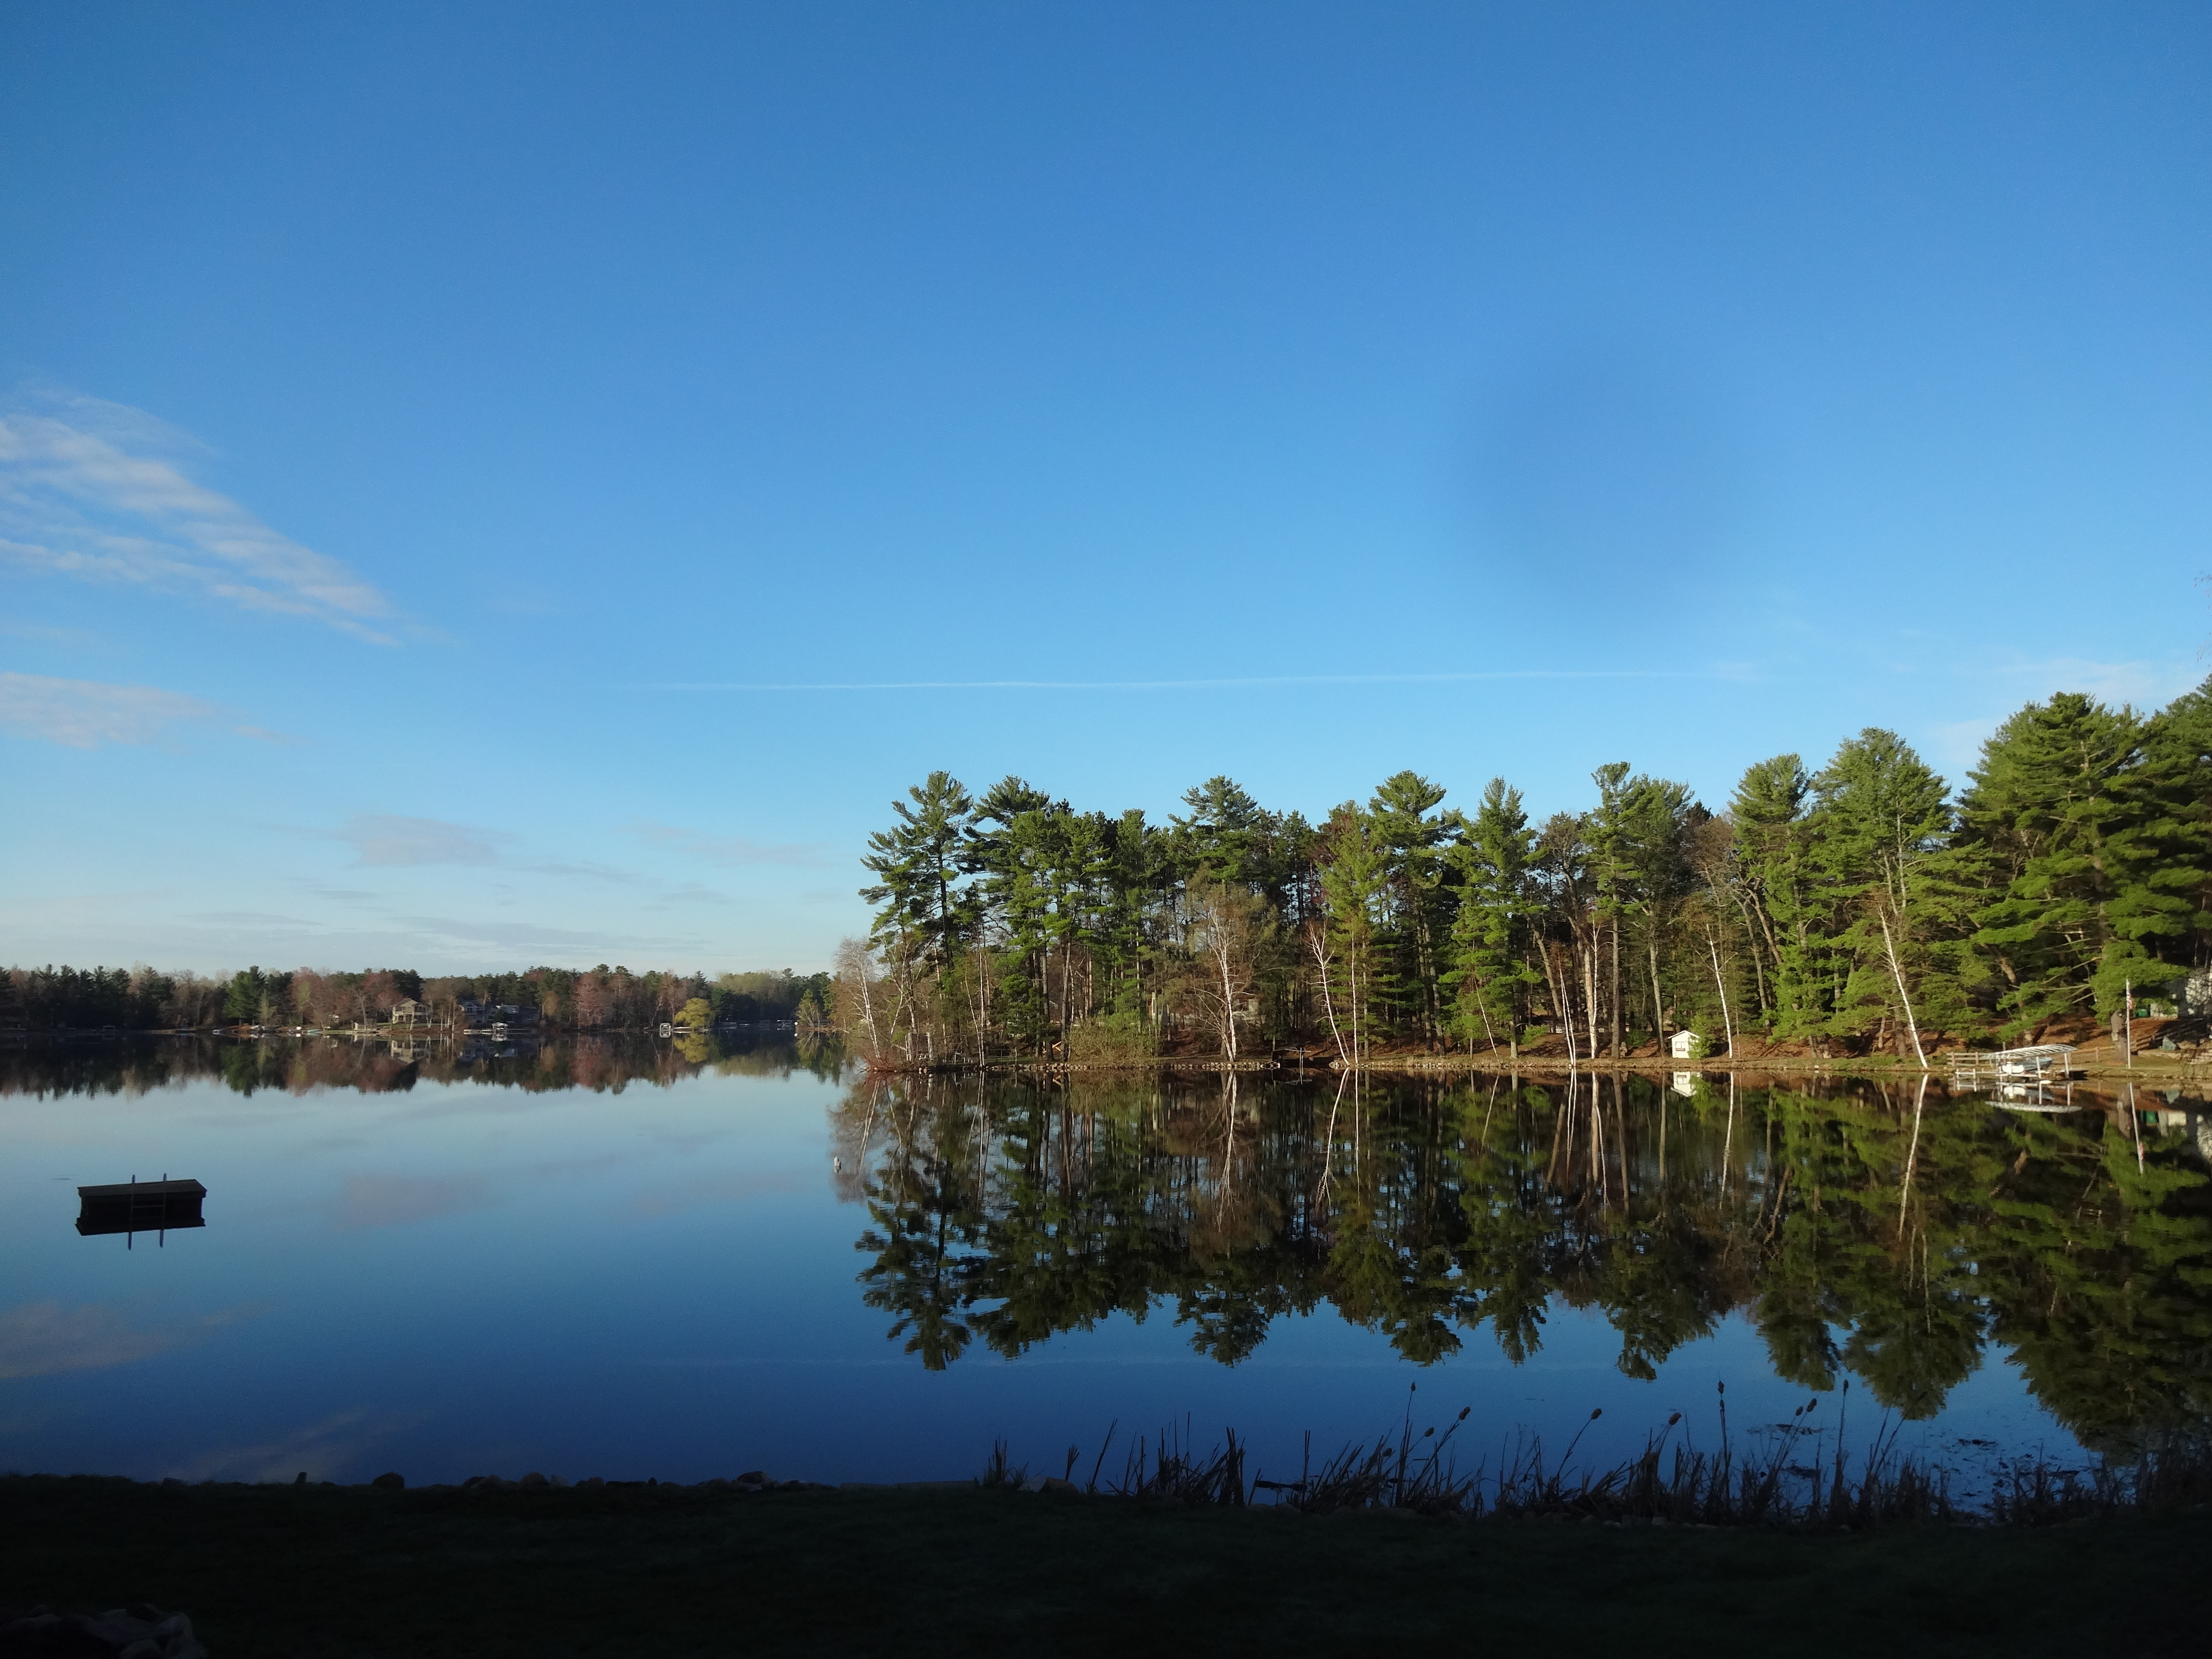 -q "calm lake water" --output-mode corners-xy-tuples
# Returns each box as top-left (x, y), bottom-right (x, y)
(3, 1036), (2206, 1490)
